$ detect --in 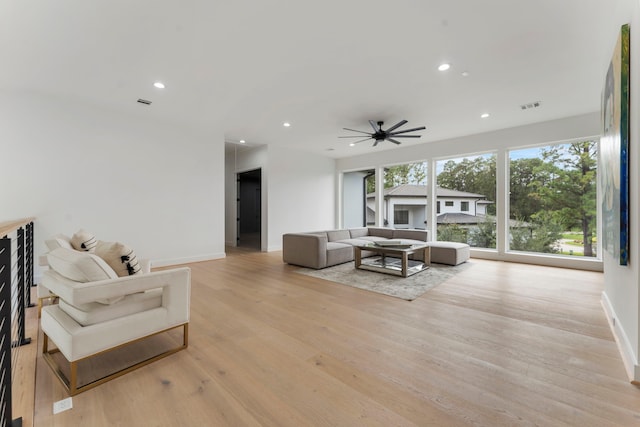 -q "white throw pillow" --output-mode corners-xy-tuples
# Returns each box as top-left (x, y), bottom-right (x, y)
(70, 229), (97, 252)
(47, 248), (123, 305)
(95, 241), (141, 277)
(44, 234), (73, 251)
(47, 247), (118, 282)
